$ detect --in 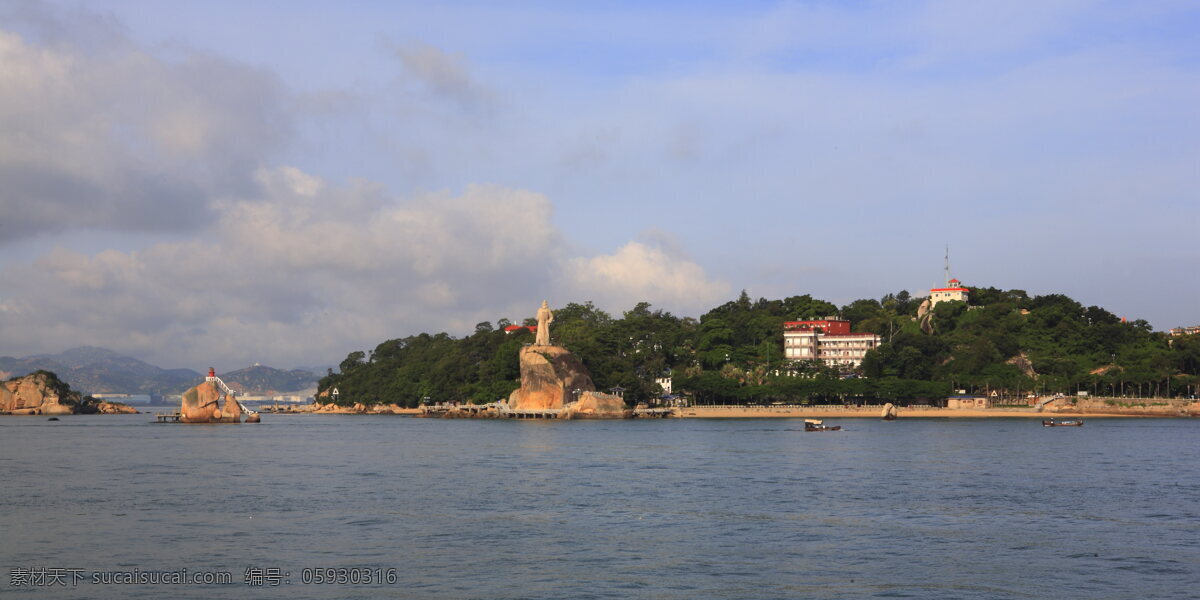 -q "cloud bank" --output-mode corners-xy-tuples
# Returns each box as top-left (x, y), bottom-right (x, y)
(0, 19), (286, 240)
(0, 162), (728, 368)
